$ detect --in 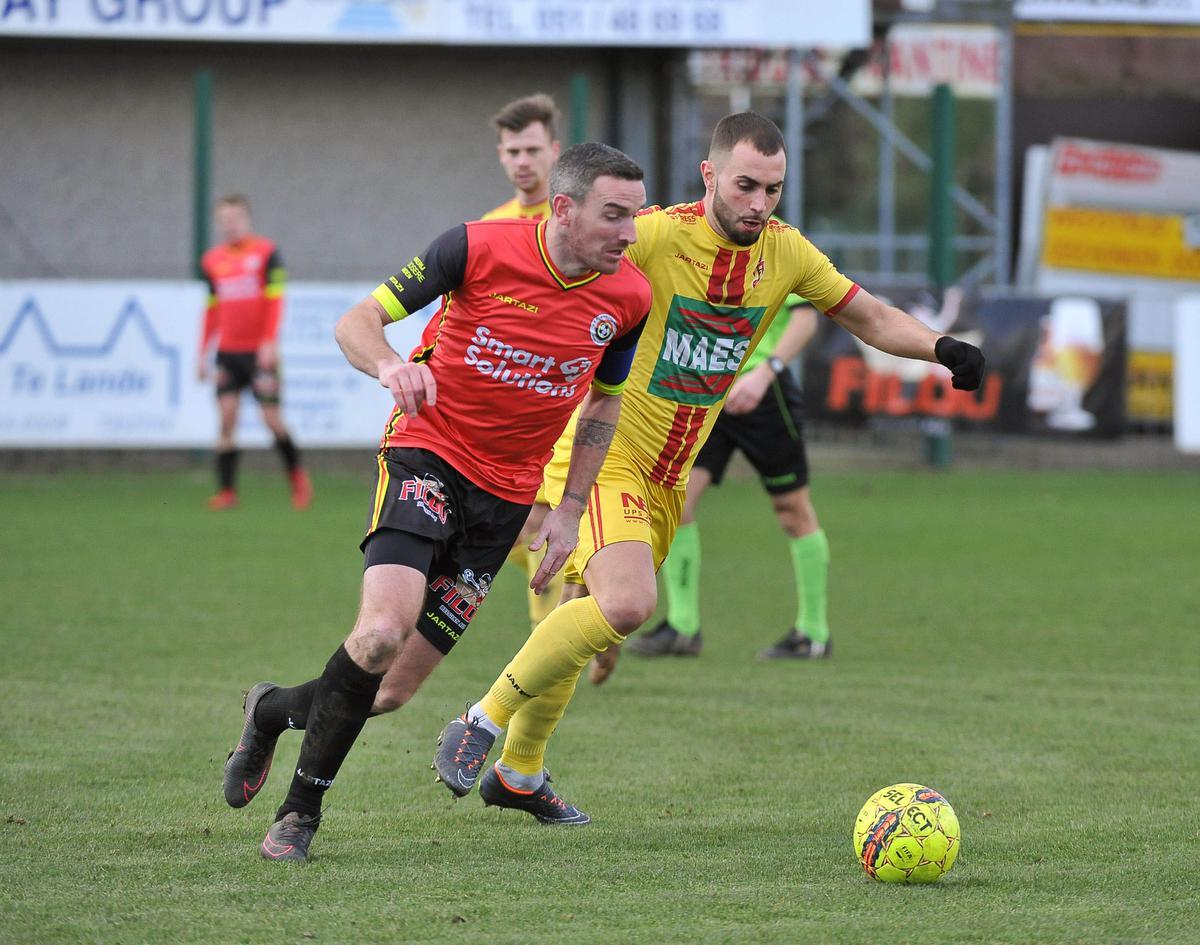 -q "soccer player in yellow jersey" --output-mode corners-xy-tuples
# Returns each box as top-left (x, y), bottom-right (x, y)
(480, 93), (561, 222)
(433, 111), (985, 823)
